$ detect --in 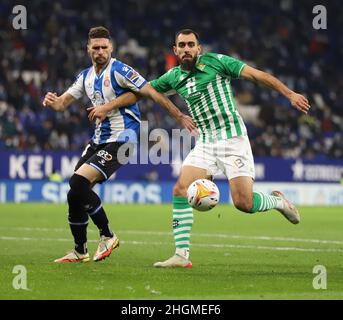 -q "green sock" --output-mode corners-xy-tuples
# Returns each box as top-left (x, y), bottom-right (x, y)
(250, 192), (283, 214)
(172, 196), (193, 259)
